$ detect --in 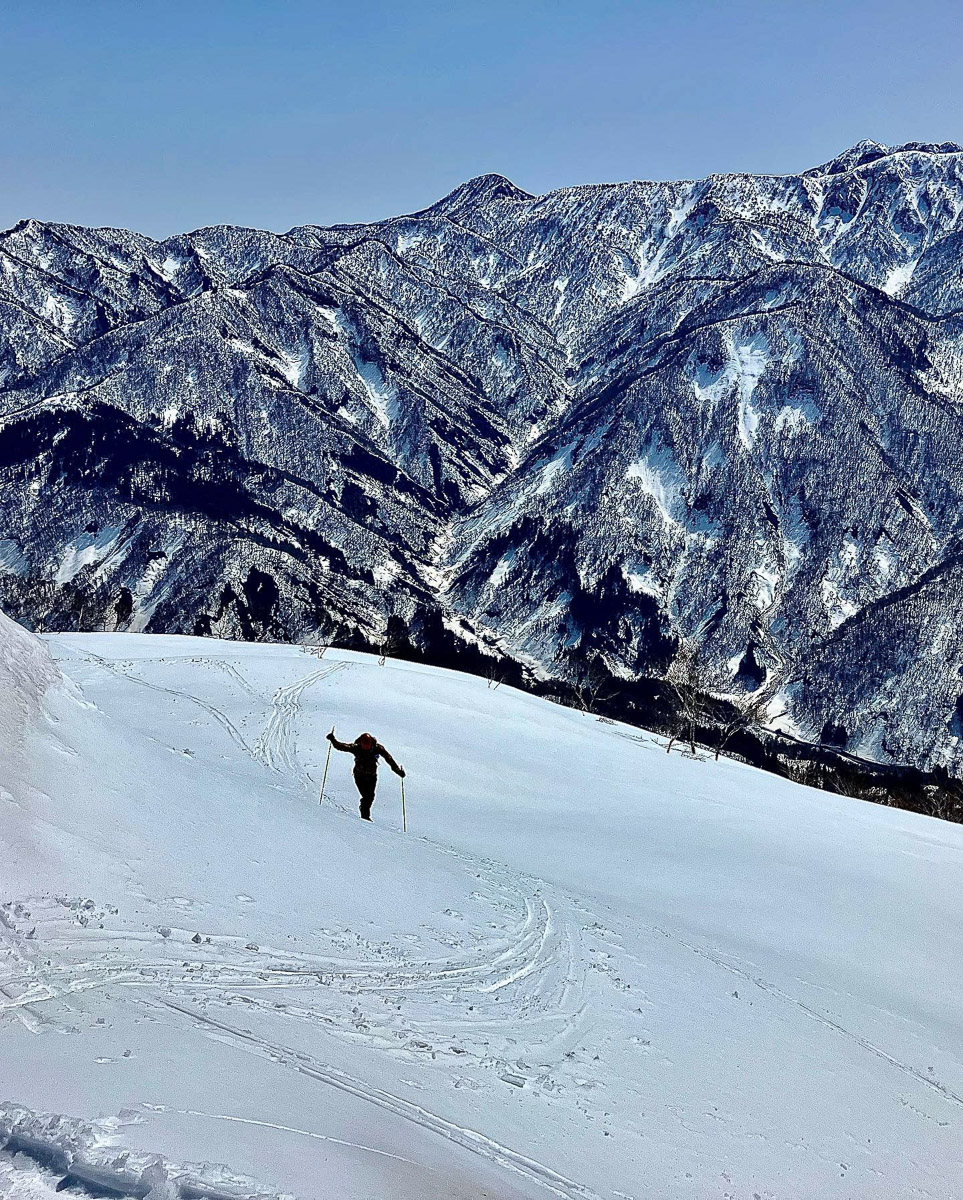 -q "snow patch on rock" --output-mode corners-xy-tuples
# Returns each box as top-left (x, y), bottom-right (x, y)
(54, 528), (124, 584)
